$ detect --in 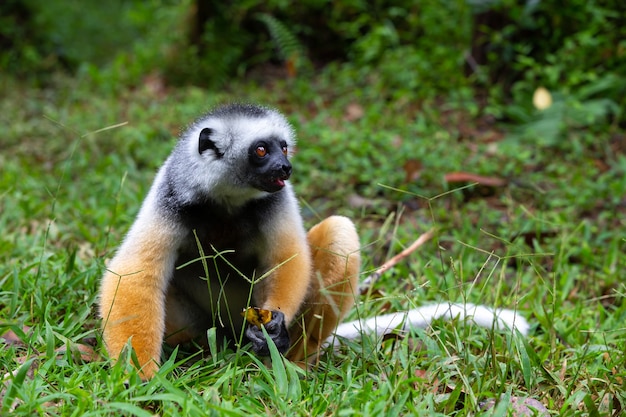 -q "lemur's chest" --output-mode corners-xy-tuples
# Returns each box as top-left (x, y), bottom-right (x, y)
(175, 203), (268, 278)
(170, 197), (281, 306)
